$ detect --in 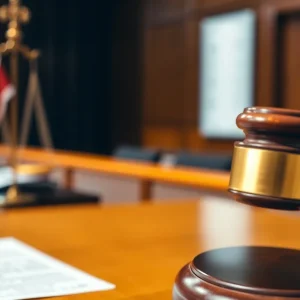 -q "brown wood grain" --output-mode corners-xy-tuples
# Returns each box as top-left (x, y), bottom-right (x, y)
(144, 0), (187, 27)
(183, 18), (198, 126)
(2, 197), (300, 299)
(142, 0), (188, 152)
(184, 128), (236, 151)
(143, 125), (184, 149)
(143, 24), (185, 125)
(257, 0), (300, 108)
(190, 0), (260, 11)
(256, 2), (277, 106)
